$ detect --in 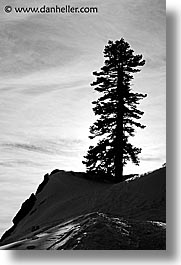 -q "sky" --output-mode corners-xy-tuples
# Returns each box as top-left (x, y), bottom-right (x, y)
(0, 0), (166, 236)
